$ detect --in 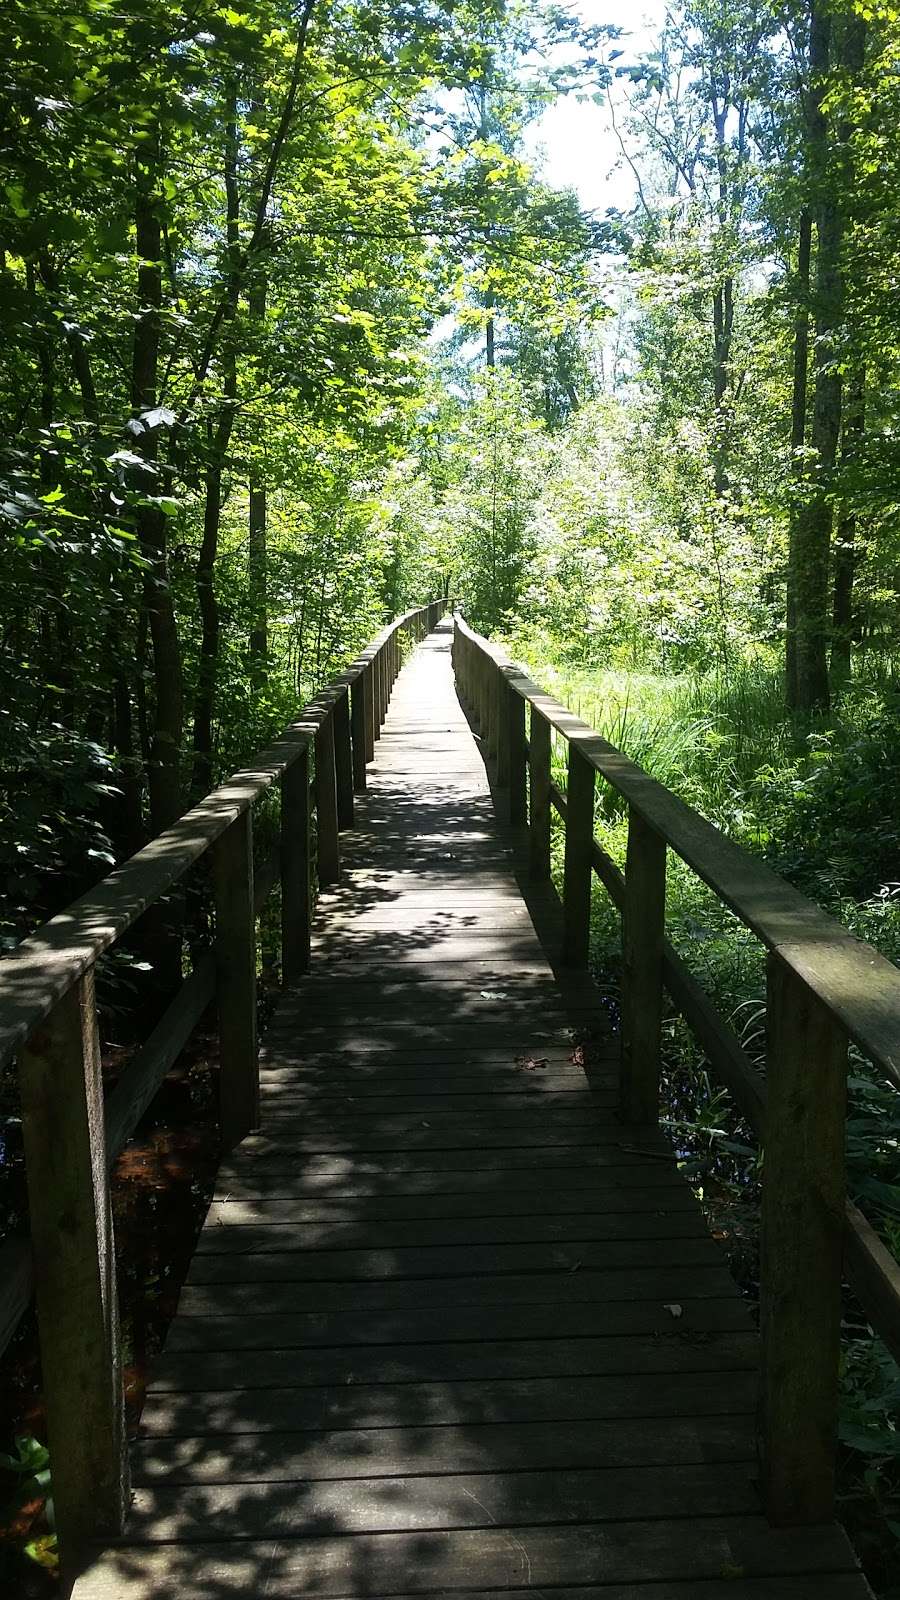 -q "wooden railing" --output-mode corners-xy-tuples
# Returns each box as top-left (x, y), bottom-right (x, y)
(0, 598), (444, 1562)
(452, 611), (900, 1530)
